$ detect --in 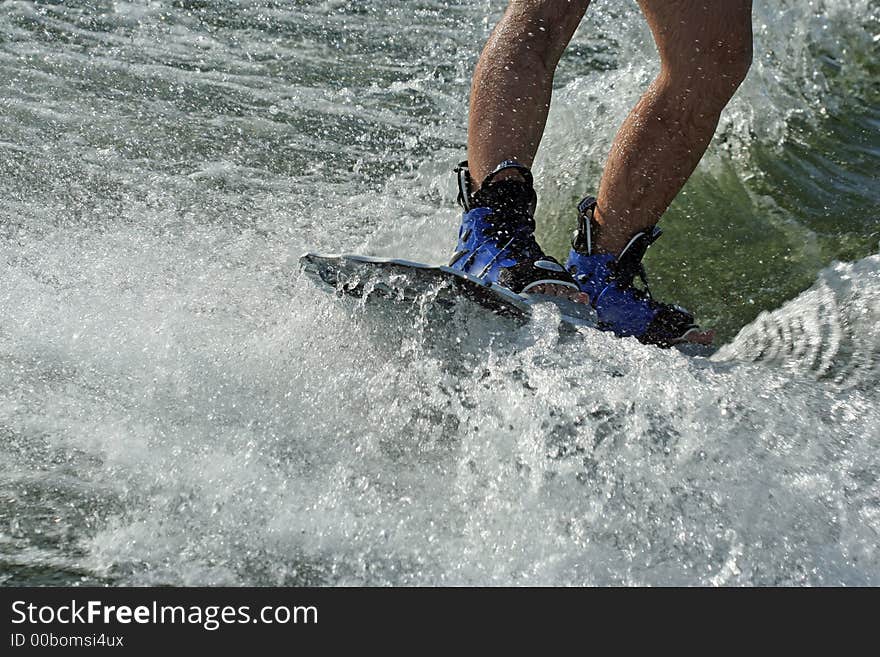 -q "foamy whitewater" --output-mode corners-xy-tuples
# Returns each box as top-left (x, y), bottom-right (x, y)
(1, 0), (878, 585)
